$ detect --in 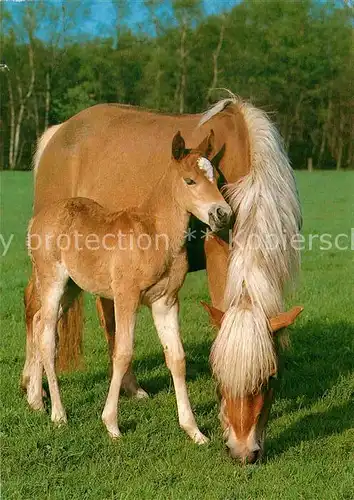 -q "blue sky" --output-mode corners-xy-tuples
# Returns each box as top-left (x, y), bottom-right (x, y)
(87, 0), (235, 28)
(3, 0), (238, 40)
